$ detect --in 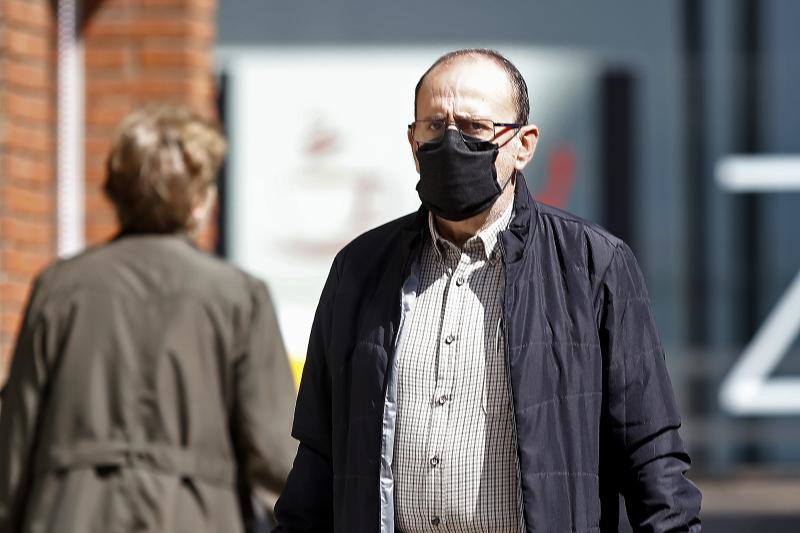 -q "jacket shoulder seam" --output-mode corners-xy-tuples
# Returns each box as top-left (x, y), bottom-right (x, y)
(537, 207), (621, 251)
